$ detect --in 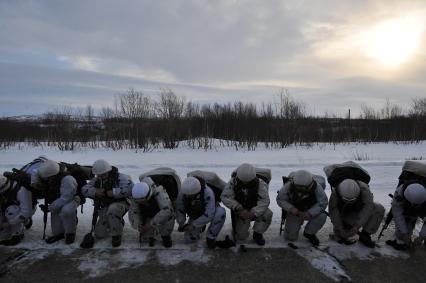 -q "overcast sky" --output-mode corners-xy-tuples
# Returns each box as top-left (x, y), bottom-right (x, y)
(0, 0), (425, 116)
